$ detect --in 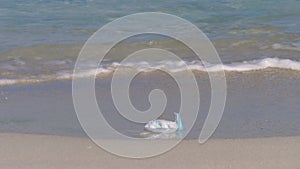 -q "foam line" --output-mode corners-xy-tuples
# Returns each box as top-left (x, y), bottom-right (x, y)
(1, 58), (300, 86)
